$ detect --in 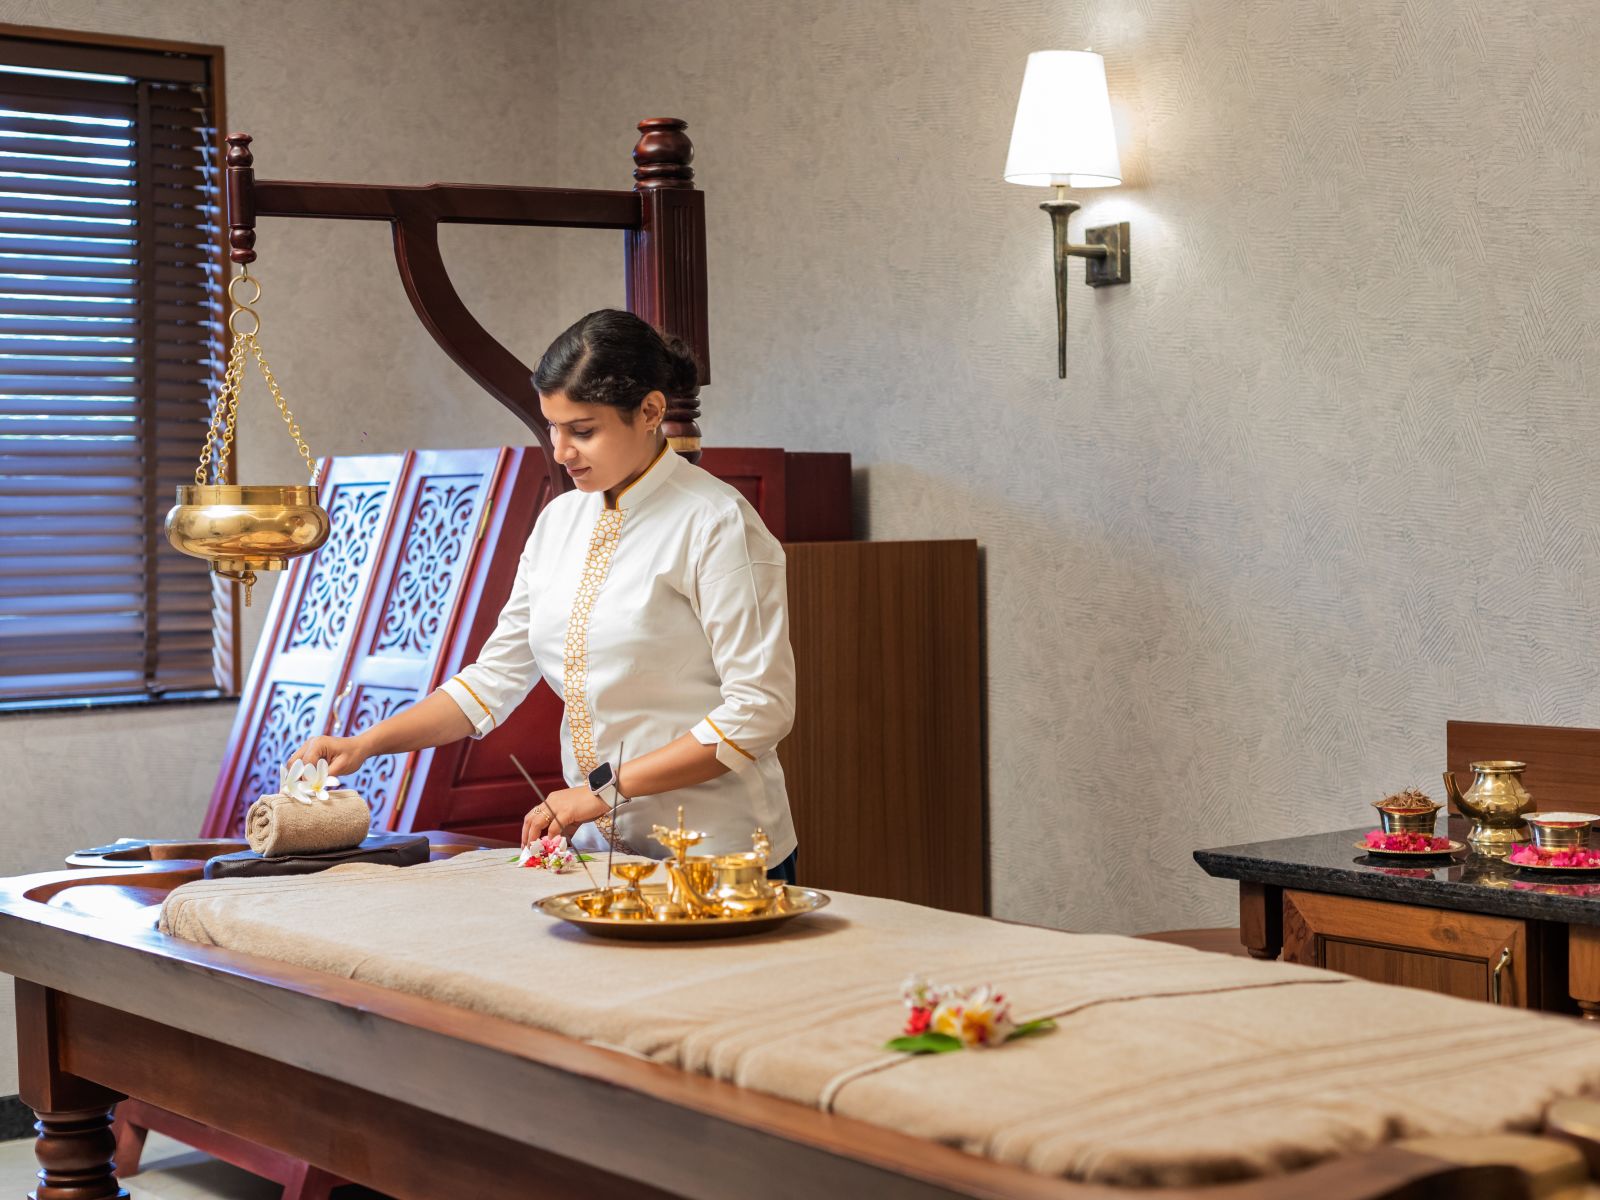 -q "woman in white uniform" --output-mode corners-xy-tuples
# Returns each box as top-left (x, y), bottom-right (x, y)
(288, 309), (799, 880)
